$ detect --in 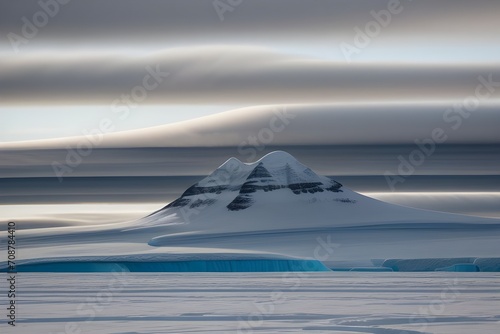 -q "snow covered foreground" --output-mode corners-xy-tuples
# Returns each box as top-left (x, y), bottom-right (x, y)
(7, 273), (500, 334)
(2, 151), (500, 272)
